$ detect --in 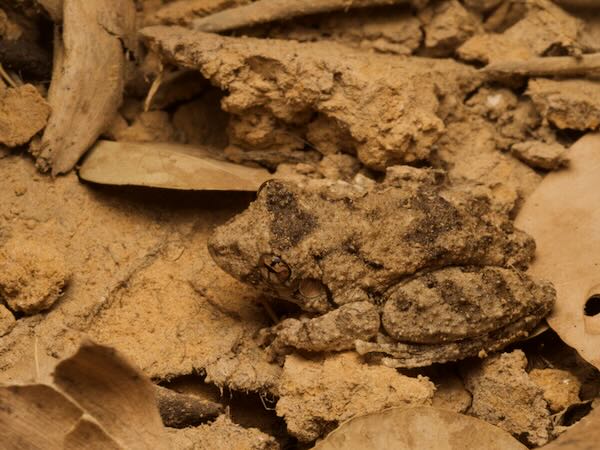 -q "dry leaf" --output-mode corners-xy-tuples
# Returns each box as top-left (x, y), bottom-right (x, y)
(79, 140), (272, 191)
(38, 0), (136, 175)
(53, 343), (169, 449)
(542, 406), (600, 450)
(192, 0), (420, 33)
(313, 406), (527, 450)
(0, 341), (169, 450)
(0, 384), (92, 449)
(515, 133), (600, 370)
